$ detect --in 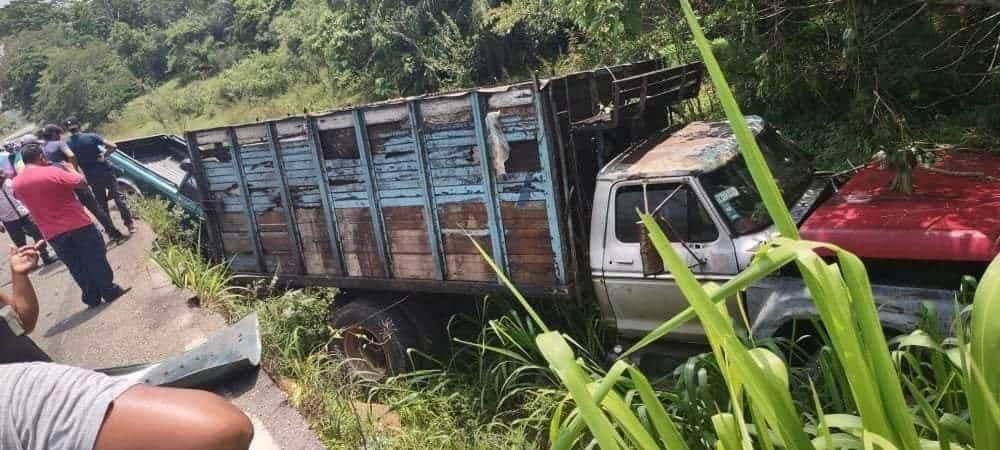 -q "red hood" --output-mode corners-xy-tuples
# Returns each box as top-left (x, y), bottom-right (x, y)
(800, 150), (1000, 262)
